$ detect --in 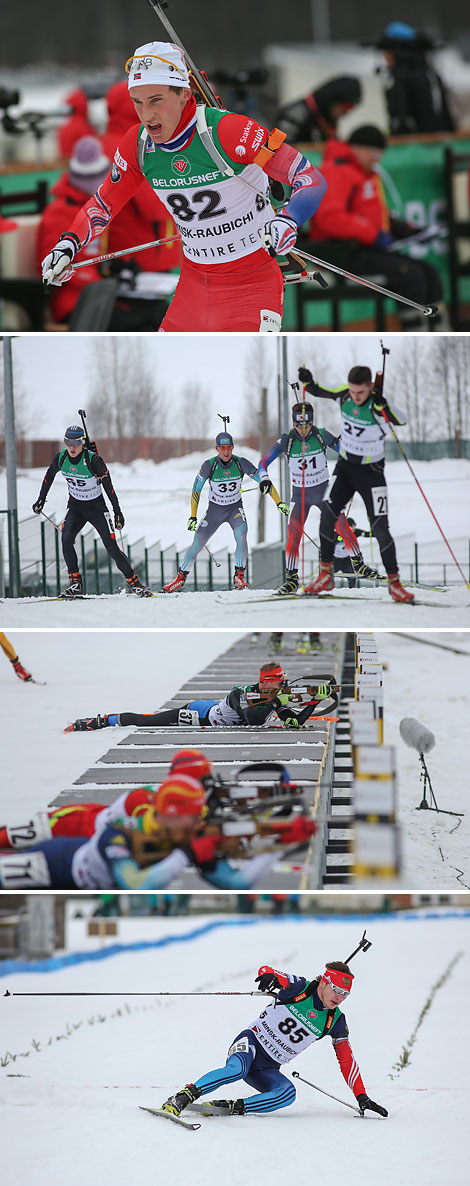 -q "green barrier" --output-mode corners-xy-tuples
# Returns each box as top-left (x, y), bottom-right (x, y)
(283, 137), (470, 329)
(0, 166), (62, 208)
